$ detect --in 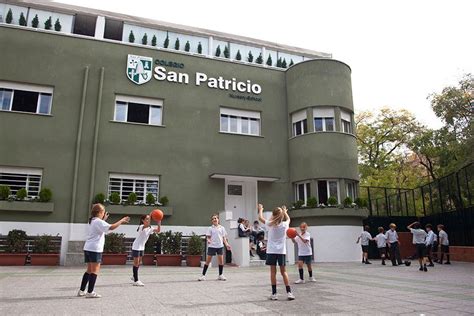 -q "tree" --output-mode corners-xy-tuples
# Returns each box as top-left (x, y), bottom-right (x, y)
(184, 41), (190, 52)
(256, 53), (263, 64)
(174, 38), (180, 50)
(266, 54), (272, 66)
(282, 58), (287, 68)
(19, 12), (27, 26)
(223, 45), (230, 58)
(142, 33), (148, 45)
(163, 33), (169, 48)
(289, 59), (294, 67)
(151, 35), (157, 46)
(54, 18), (61, 31)
(6, 9), (13, 24)
(44, 16), (52, 30)
(247, 51), (254, 62)
(276, 57), (282, 67)
(128, 30), (135, 43)
(215, 45), (221, 57)
(31, 14), (39, 28)
(235, 50), (241, 61)
(197, 42), (202, 54)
